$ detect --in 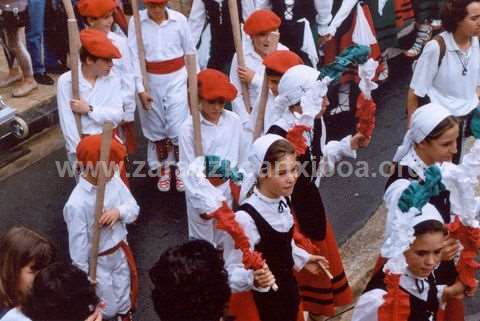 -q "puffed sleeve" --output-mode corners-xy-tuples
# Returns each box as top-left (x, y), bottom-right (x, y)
(351, 289), (386, 321)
